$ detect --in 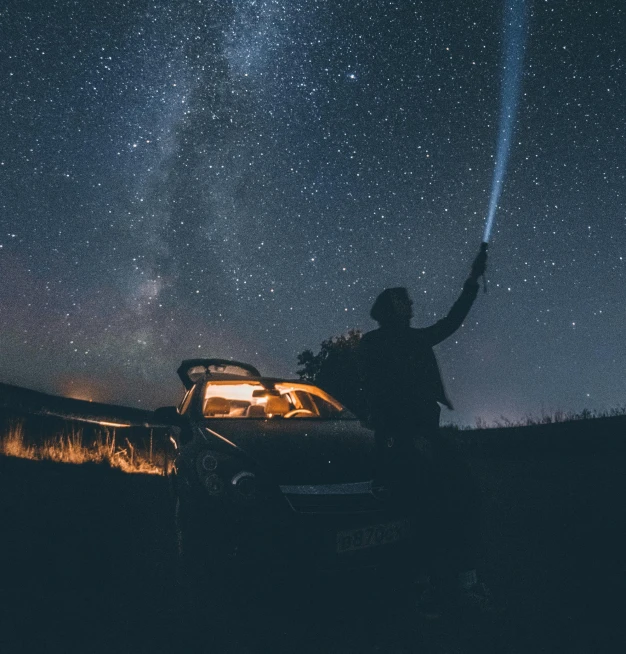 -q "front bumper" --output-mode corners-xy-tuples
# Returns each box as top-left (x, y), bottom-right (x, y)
(182, 480), (422, 575)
